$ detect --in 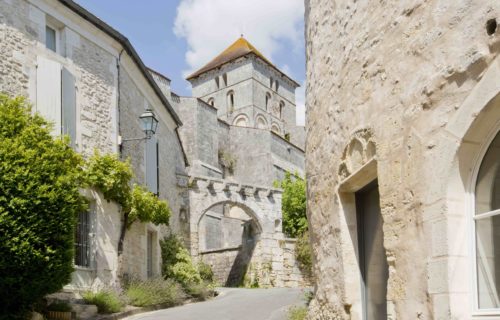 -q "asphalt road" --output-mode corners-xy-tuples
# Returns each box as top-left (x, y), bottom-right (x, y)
(124, 287), (308, 320)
